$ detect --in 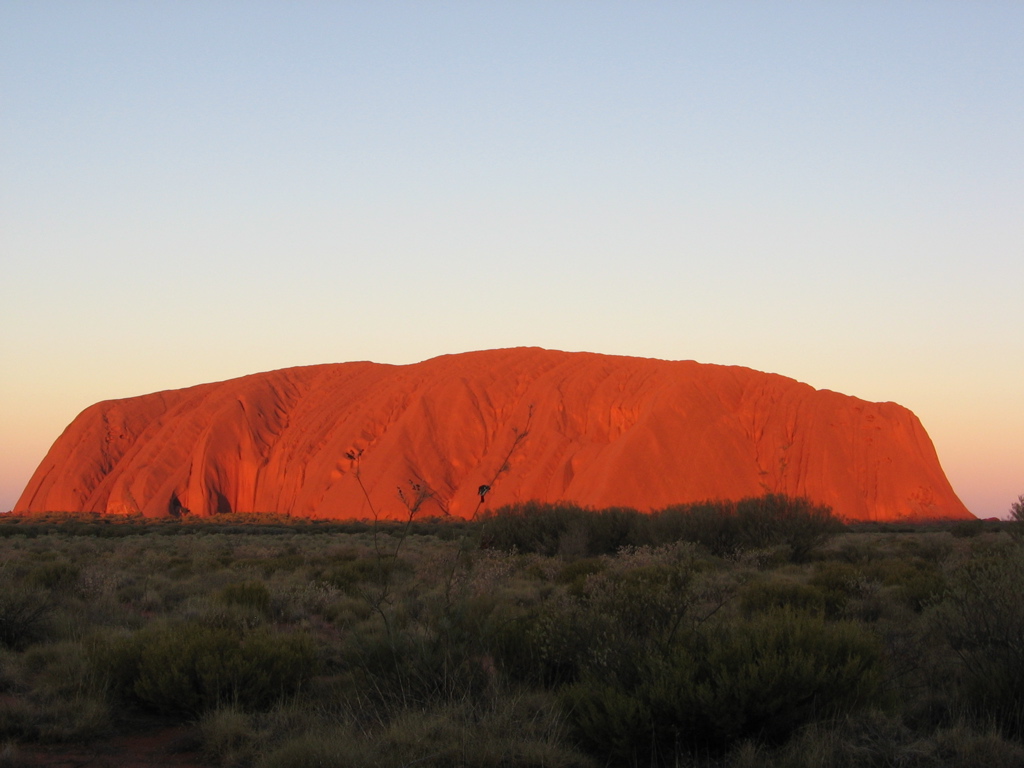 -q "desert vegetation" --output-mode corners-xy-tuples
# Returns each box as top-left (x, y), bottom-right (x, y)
(1, 496), (1023, 767)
